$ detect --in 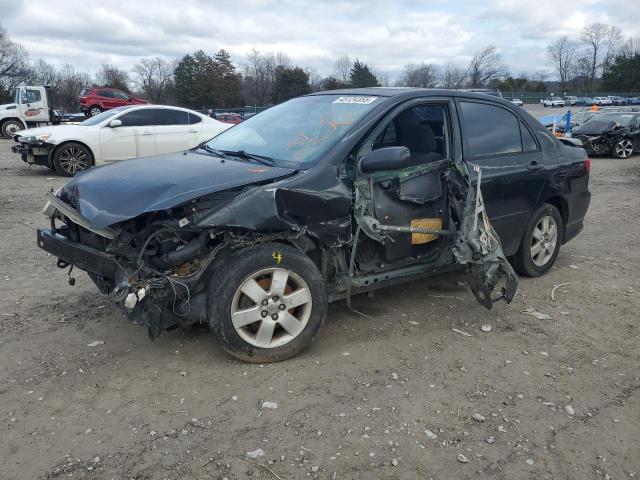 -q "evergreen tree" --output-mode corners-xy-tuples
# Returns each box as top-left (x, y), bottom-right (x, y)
(349, 60), (379, 88)
(601, 54), (640, 92)
(271, 66), (310, 103)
